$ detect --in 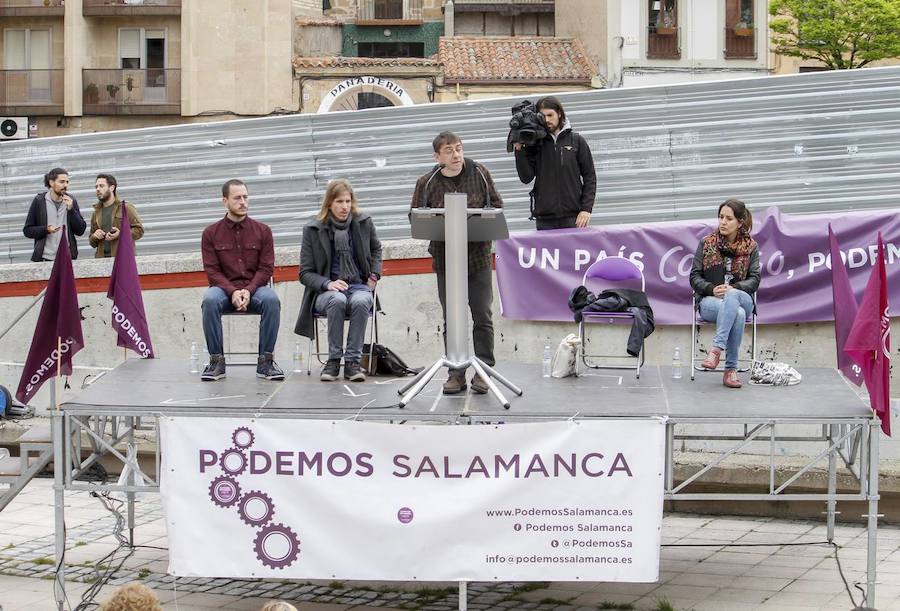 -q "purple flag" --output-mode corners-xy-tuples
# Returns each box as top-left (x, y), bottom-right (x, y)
(829, 224), (863, 386)
(107, 205), (154, 358)
(15, 233), (85, 404)
(845, 234), (891, 436)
